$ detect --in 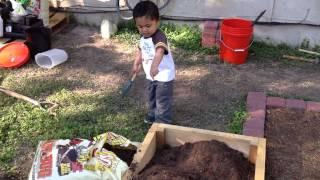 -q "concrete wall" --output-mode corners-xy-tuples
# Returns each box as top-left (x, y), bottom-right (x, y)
(120, 0), (320, 24)
(255, 25), (320, 47)
(50, 0), (320, 47)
